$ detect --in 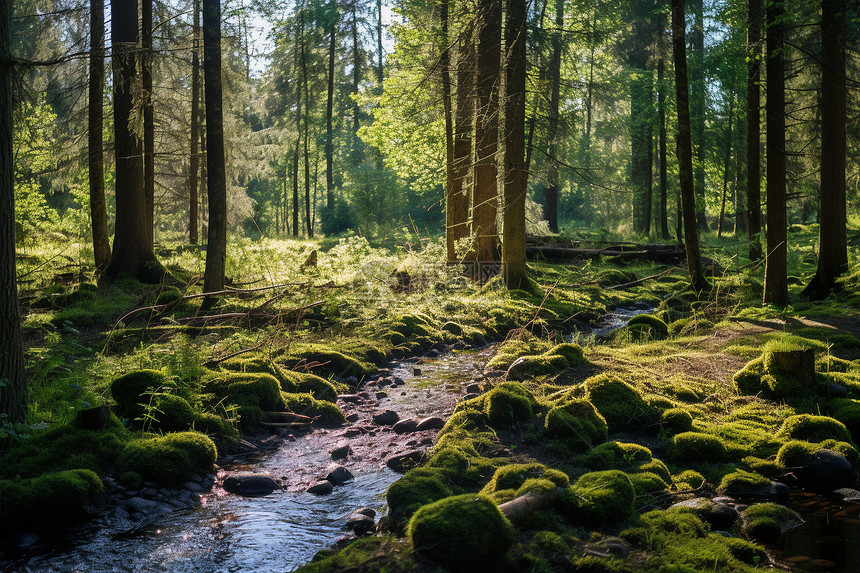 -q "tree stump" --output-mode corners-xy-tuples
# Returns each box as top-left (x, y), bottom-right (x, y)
(771, 349), (816, 388)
